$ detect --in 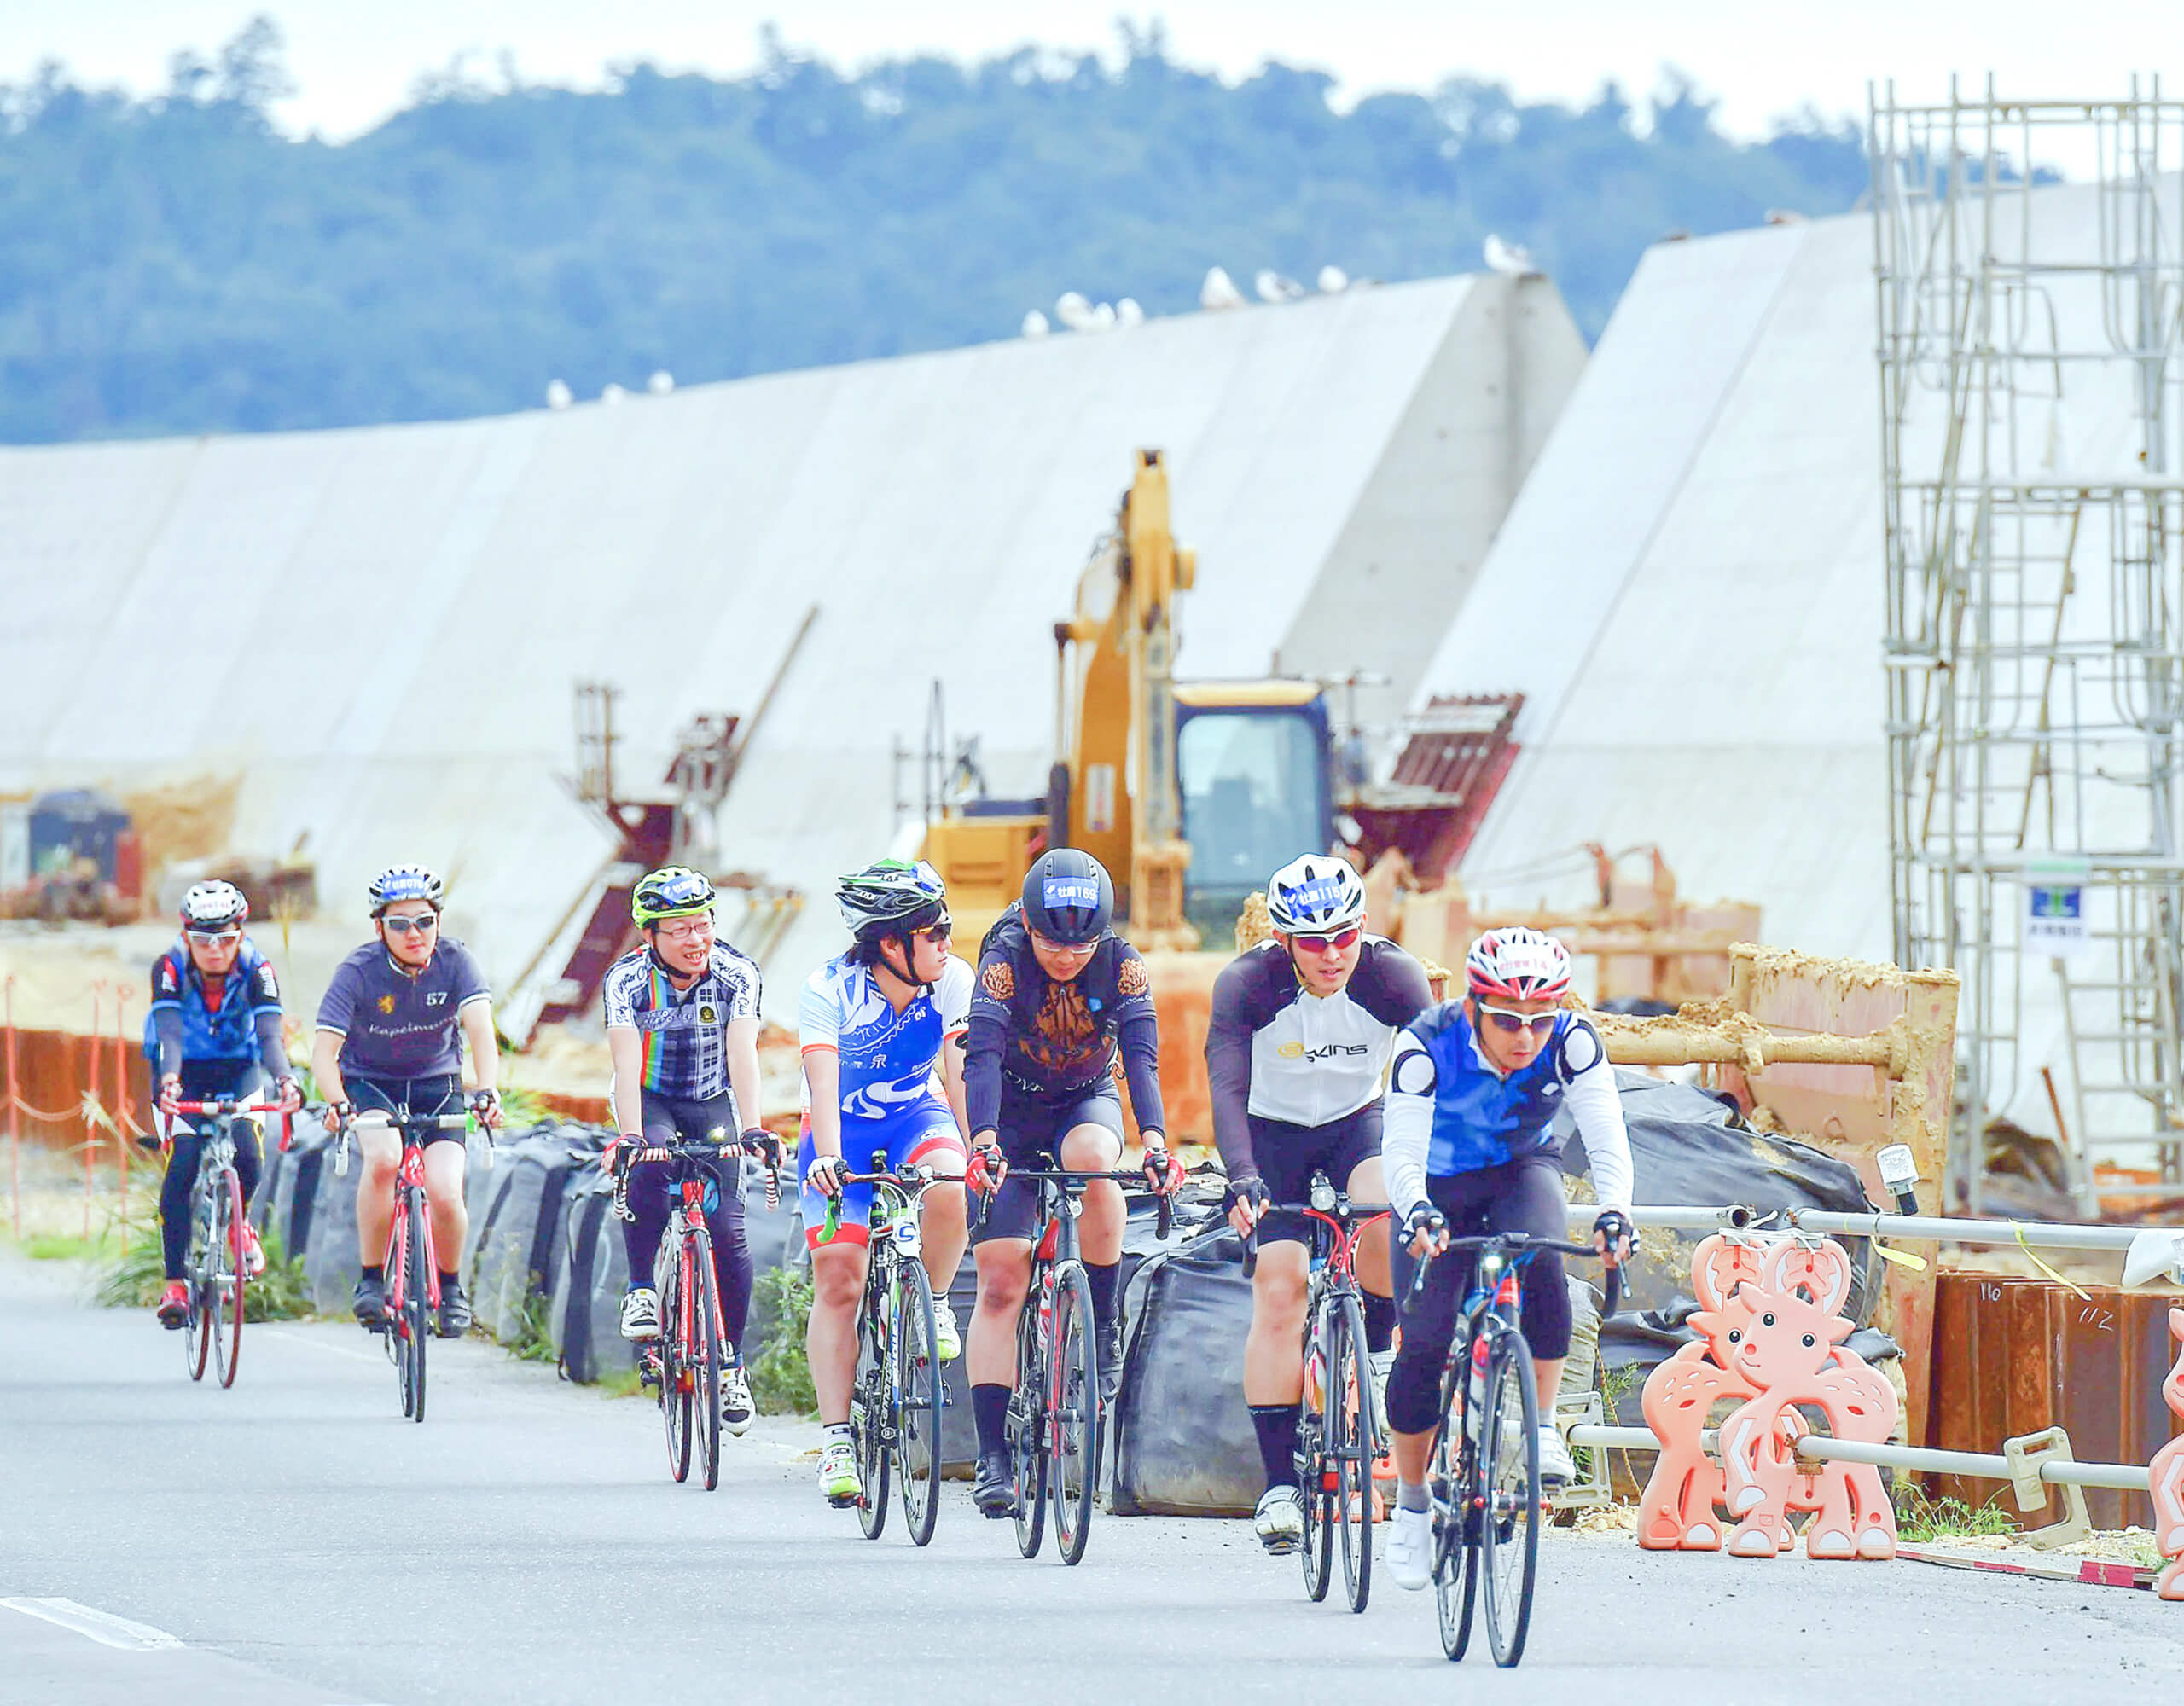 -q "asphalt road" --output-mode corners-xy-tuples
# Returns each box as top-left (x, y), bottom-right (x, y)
(3, 1252), (2180, 1705)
